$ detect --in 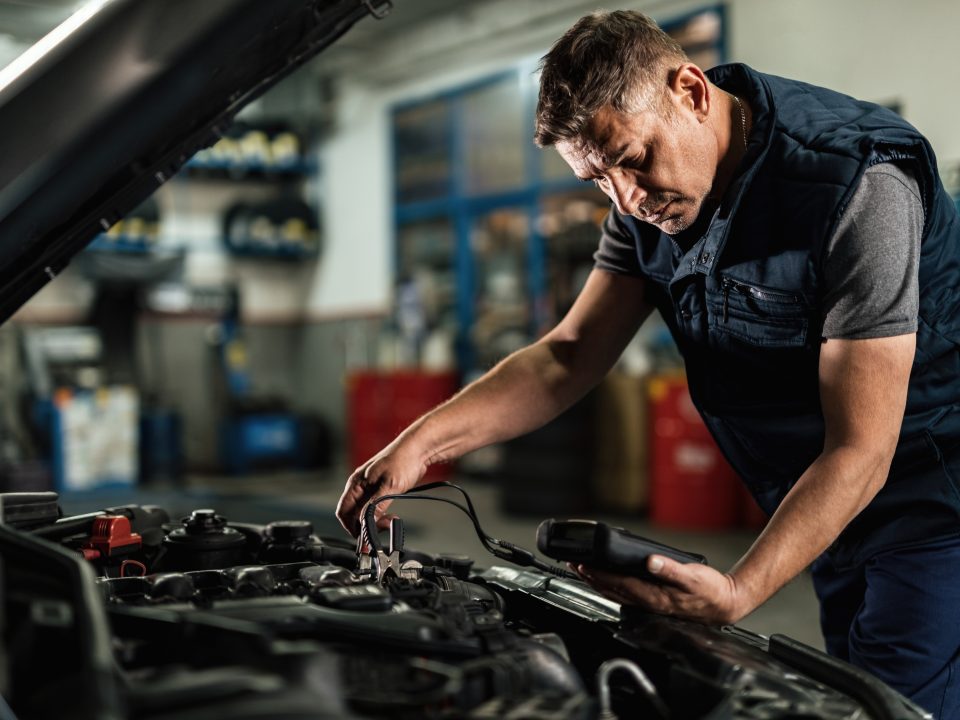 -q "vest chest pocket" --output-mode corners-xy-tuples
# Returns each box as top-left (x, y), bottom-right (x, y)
(707, 277), (810, 348)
